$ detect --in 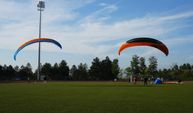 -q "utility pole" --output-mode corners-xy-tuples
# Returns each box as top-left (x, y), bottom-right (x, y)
(37, 1), (45, 80)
